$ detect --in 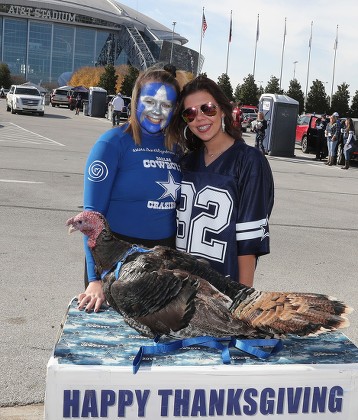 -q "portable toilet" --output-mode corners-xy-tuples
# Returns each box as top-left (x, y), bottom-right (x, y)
(88, 87), (107, 118)
(259, 94), (299, 157)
